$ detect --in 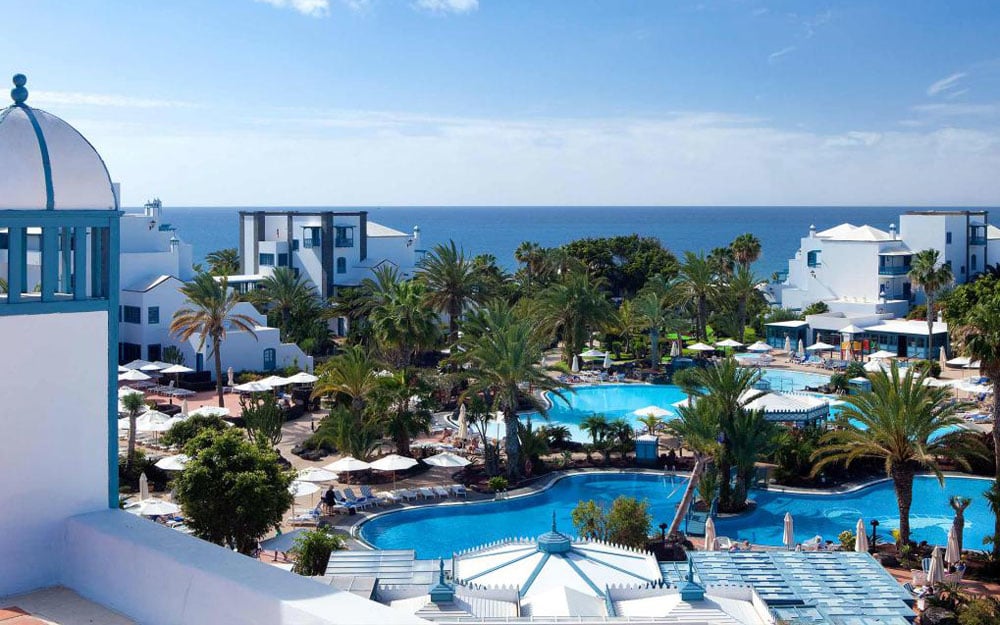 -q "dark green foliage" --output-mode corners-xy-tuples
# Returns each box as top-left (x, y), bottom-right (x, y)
(174, 429), (294, 554)
(117, 448), (169, 493)
(240, 392), (285, 447)
(570, 496), (652, 549)
(802, 301), (830, 316)
(290, 527), (346, 576)
(560, 235), (679, 298)
(161, 414), (230, 447)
